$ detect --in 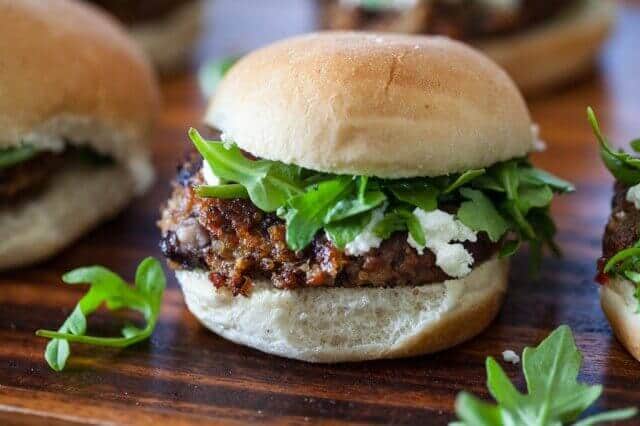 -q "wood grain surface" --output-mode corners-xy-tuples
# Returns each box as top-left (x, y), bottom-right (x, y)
(1, 1), (640, 424)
